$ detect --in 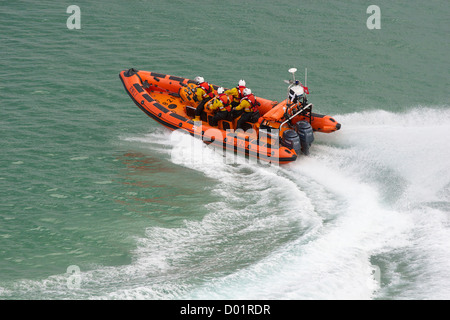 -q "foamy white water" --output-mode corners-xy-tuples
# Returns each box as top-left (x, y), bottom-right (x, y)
(159, 107), (450, 300)
(2, 107), (448, 300)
